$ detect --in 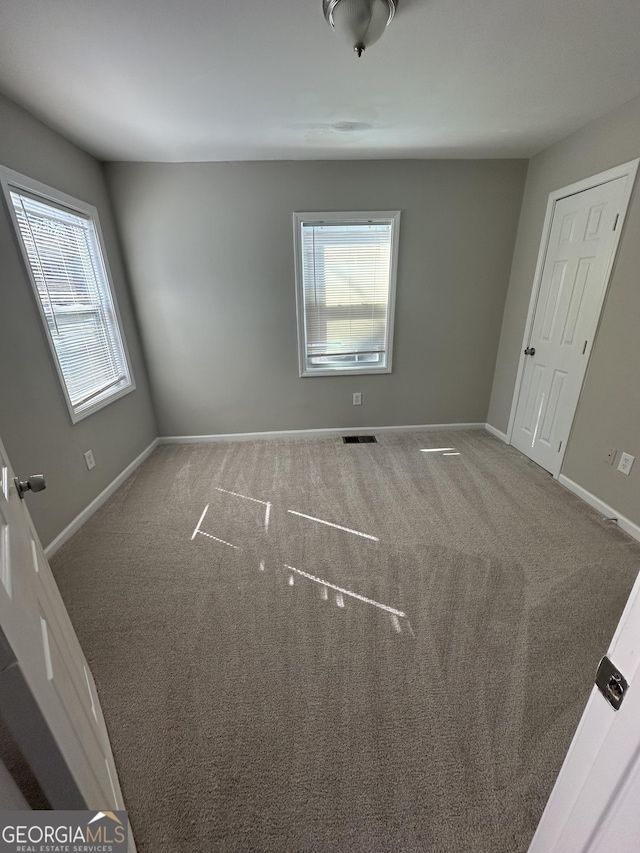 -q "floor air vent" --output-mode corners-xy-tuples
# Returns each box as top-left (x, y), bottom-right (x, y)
(343, 435), (377, 444)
